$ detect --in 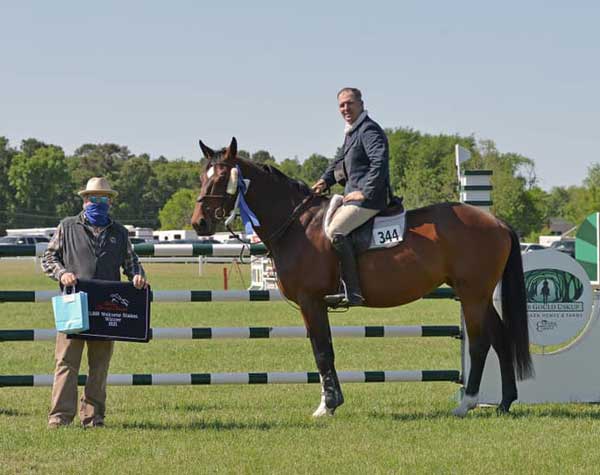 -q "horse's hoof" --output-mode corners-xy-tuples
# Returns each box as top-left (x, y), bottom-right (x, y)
(453, 394), (478, 418)
(312, 389), (344, 417)
(496, 404), (512, 415)
(452, 406), (469, 418)
(312, 399), (335, 417)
